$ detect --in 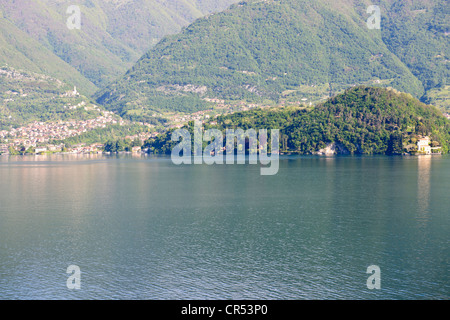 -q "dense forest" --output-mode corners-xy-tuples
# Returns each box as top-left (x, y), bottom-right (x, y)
(143, 86), (450, 155)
